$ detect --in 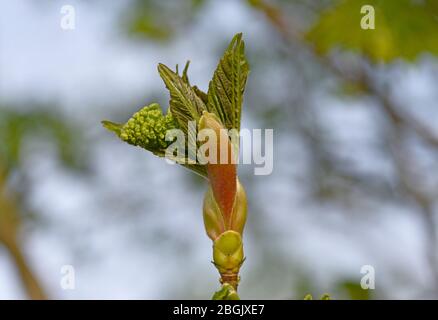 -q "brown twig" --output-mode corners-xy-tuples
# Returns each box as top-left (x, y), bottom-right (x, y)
(0, 165), (47, 300)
